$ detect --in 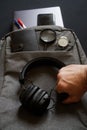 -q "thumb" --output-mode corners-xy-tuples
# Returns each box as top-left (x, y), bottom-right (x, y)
(62, 96), (76, 104)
